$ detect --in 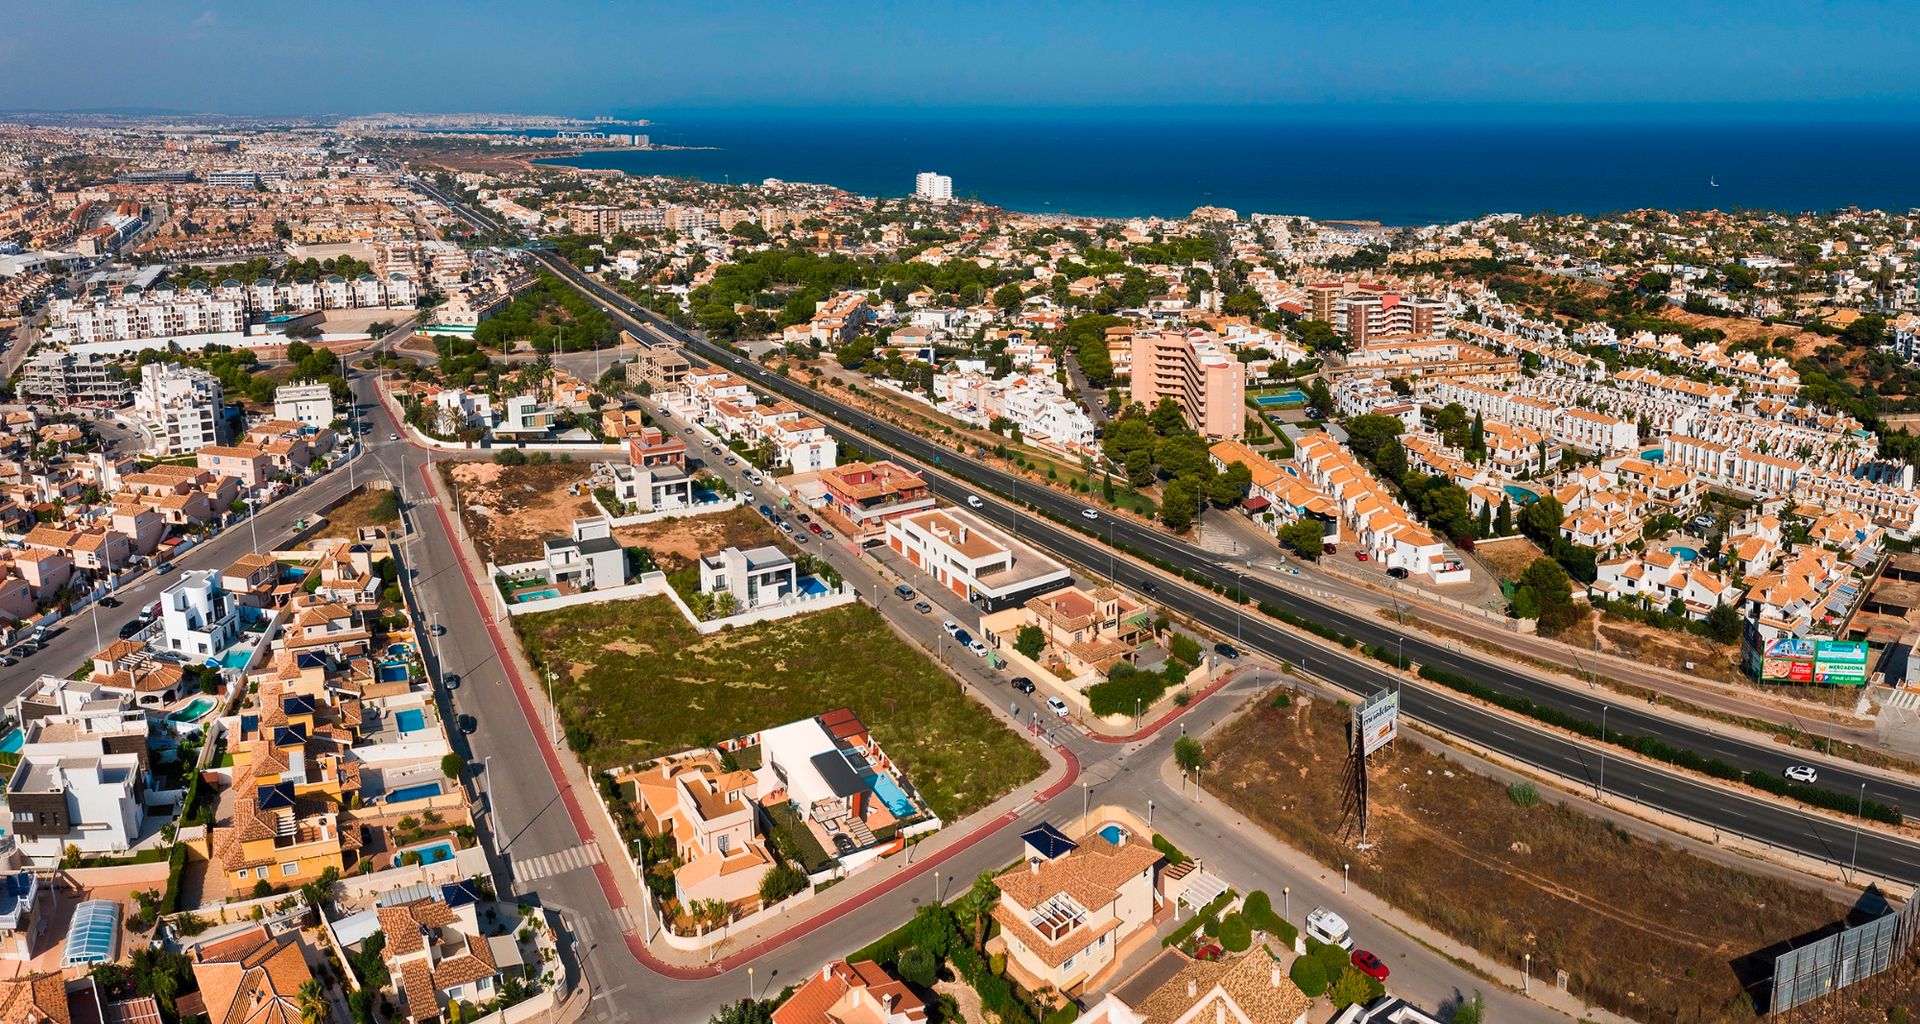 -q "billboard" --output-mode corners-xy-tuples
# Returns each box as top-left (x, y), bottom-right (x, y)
(1813, 640), (1870, 686)
(1759, 638), (1870, 686)
(1771, 899), (1920, 1013)
(1759, 638), (1816, 684)
(1353, 689), (1400, 756)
